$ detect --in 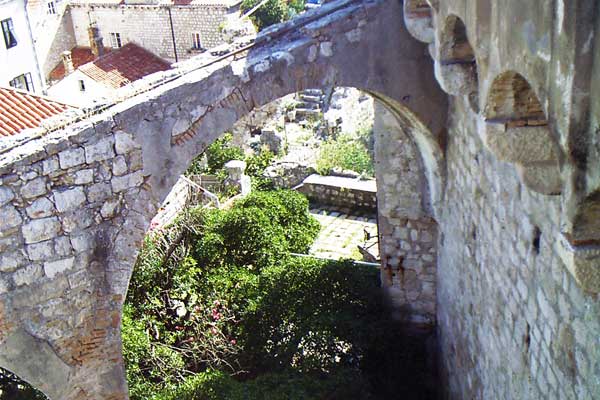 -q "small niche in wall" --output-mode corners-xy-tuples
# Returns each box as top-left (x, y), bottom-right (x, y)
(532, 226), (541, 255)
